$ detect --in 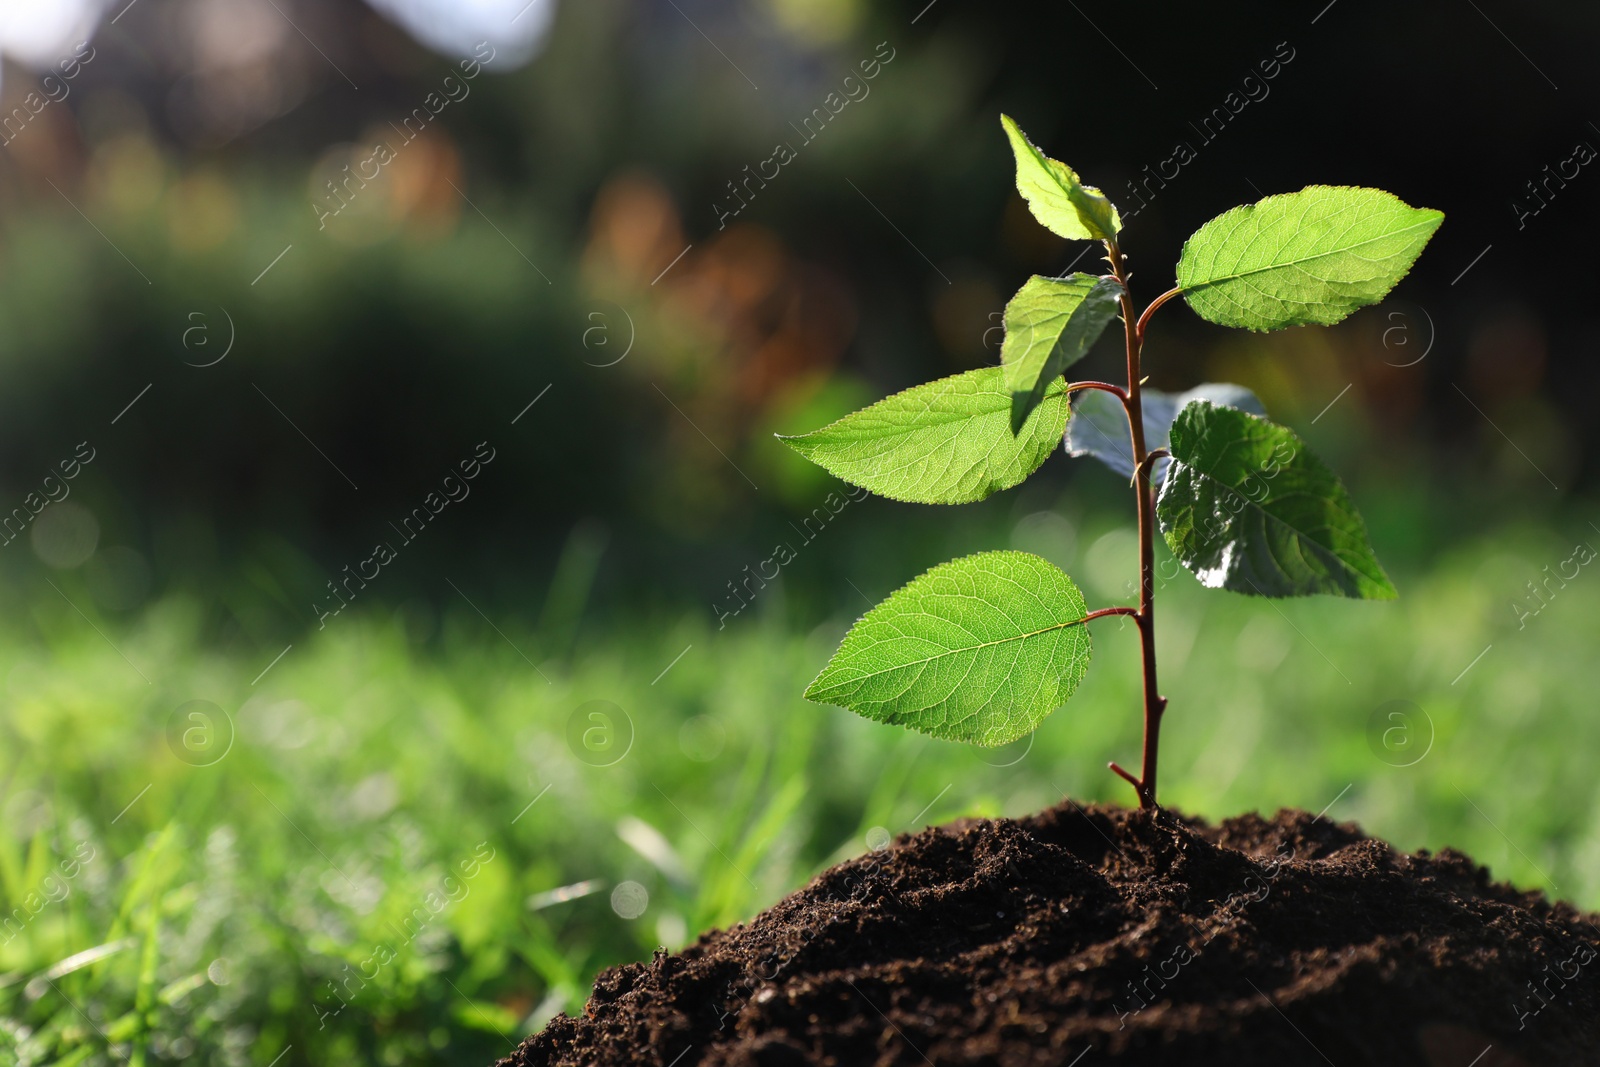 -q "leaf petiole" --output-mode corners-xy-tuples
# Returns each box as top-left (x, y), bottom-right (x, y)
(1129, 447), (1170, 488)
(1135, 287), (1184, 343)
(1081, 606), (1140, 625)
(1063, 380), (1128, 402)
